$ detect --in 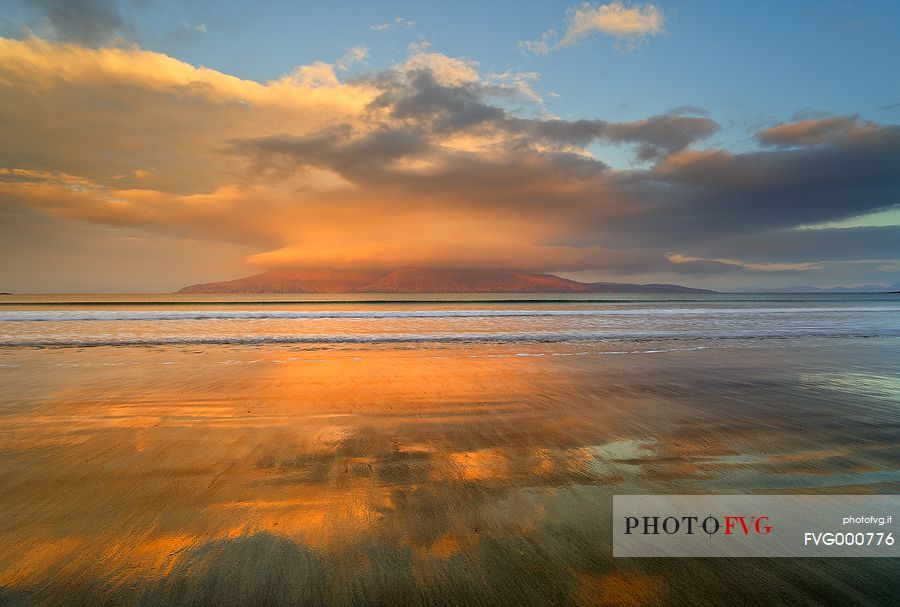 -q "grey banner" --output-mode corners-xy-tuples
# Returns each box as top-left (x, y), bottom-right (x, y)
(613, 495), (898, 557)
